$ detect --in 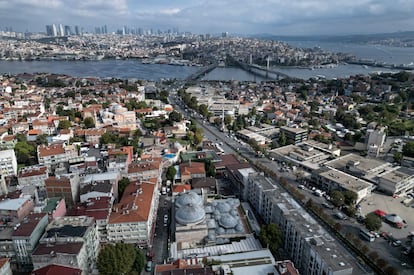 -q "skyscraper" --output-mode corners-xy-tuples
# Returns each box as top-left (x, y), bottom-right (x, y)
(64, 25), (72, 36)
(45, 25), (53, 36)
(59, 24), (64, 36)
(74, 25), (80, 35)
(52, 24), (57, 37)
